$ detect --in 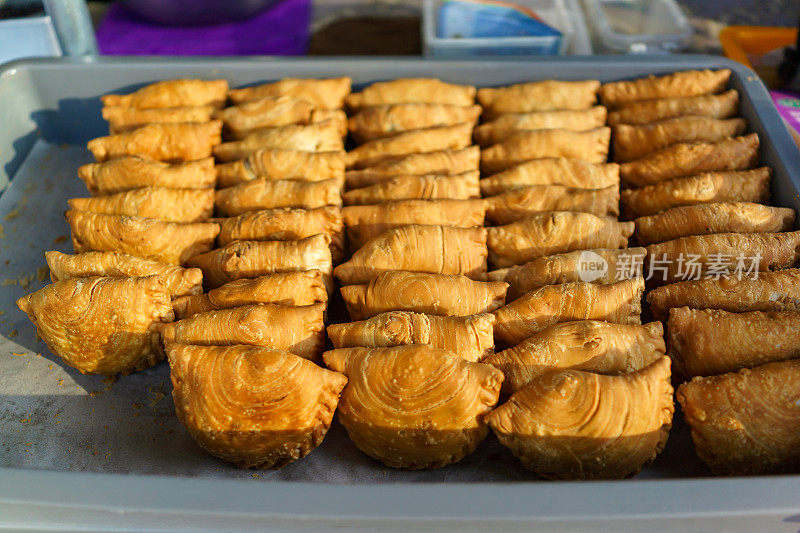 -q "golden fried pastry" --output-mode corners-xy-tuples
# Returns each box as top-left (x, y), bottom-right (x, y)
(621, 168), (772, 218)
(487, 357), (673, 479)
(475, 107), (607, 146)
(323, 345), (502, 469)
(213, 120), (343, 162)
(160, 303), (325, 361)
(485, 321), (665, 394)
(607, 89), (740, 126)
(484, 184), (619, 225)
(66, 210), (219, 266)
(310, 108), (348, 137)
(479, 159), (619, 195)
(334, 225), (487, 285)
(344, 78), (476, 109)
(167, 343), (346, 468)
(16, 276), (173, 375)
(103, 105), (217, 133)
(228, 77), (352, 109)
(619, 134), (759, 187)
(215, 149), (345, 188)
(480, 128), (611, 174)
(214, 178), (341, 216)
(477, 80), (600, 117)
(101, 79), (229, 108)
(349, 103), (481, 143)
(216, 96), (315, 138)
(344, 147), (480, 189)
(634, 202), (795, 245)
(88, 121), (222, 163)
(599, 69), (731, 108)
(488, 248), (647, 301)
(342, 171), (480, 205)
(486, 212), (634, 268)
(345, 123), (473, 169)
(327, 311), (495, 362)
(78, 156), (216, 195)
(645, 231), (800, 284)
(68, 187), (214, 222)
(492, 278), (644, 346)
(186, 234), (332, 289)
(677, 359), (800, 475)
(46, 250), (202, 299)
(647, 269), (800, 322)
(341, 271), (508, 320)
(342, 198), (485, 251)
